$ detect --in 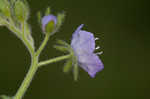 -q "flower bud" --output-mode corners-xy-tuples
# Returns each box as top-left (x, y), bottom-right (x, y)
(0, 0), (11, 17)
(41, 15), (57, 34)
(14, 0), (29, 22)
